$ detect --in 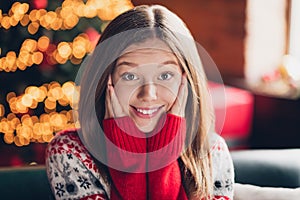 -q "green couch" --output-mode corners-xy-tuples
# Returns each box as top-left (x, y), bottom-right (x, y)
(0, 165), (54, 200)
